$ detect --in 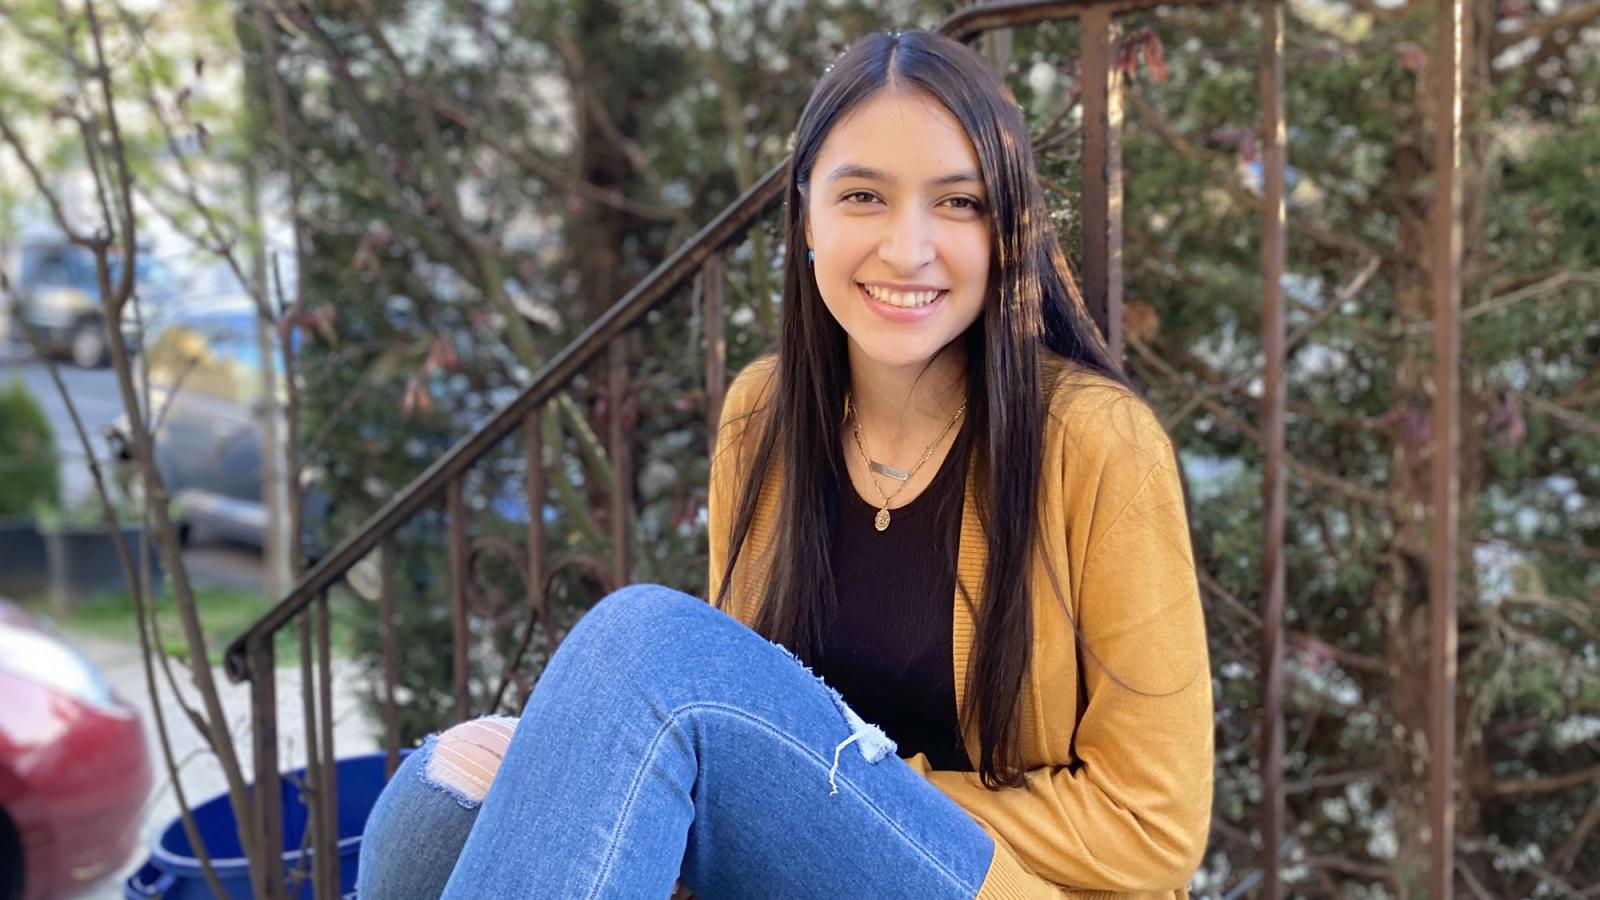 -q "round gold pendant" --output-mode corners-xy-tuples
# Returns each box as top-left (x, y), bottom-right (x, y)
(874, 508), (891, 531)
